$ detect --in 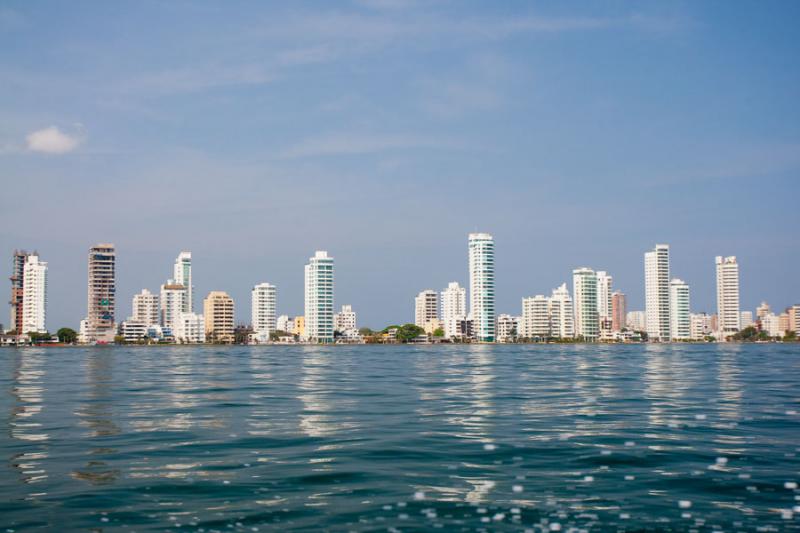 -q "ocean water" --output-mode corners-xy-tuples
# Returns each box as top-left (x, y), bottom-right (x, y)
(0, 344), (799, 532)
